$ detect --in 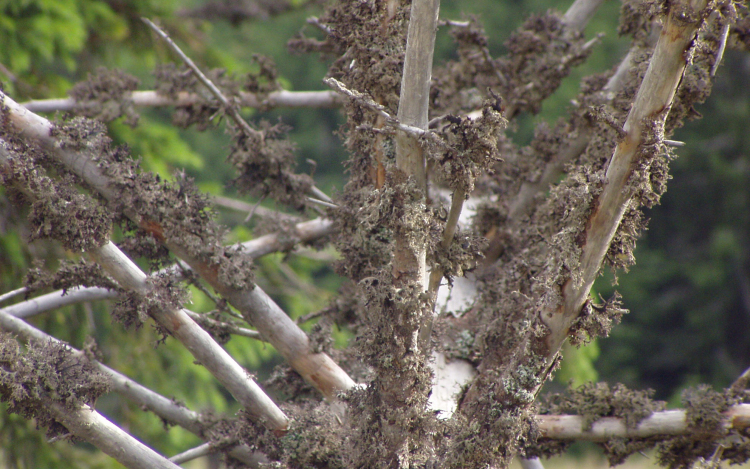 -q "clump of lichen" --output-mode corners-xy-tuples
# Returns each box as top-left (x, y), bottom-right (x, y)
(432, 94), (505, 194)
(69, 67), (140, 126)
(568, 293), (627, 345)
(227, 120), (313, 211)
(0, 135), (113, 253)
(656, 386), (740, 469)
(24, 260), (118, 296)
(0, 333), (111, 440)
(112, 272), (189, 331)
(47, 116), (256, 291)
